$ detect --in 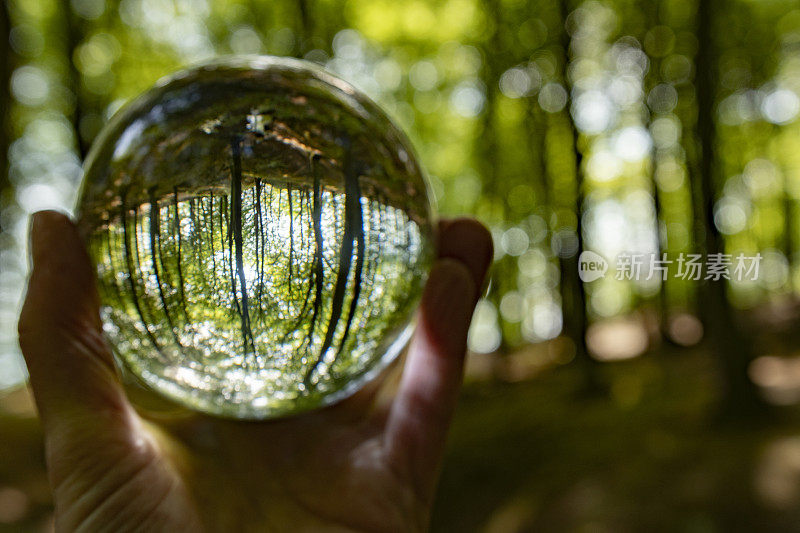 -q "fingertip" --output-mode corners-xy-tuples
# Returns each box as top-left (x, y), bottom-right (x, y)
(21, 209), (100, 337)
(29, 210), (95, 284)
(31, 209), (75, 240)
(29, 210), (83, 271)
(437, 218), (493, 296)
